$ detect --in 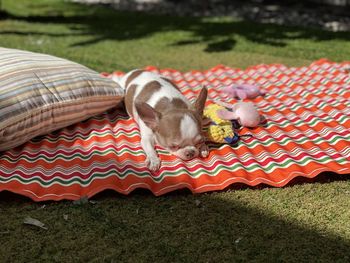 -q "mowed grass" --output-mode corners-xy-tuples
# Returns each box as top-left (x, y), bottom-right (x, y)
(1, 0), (350, 262)
(1, 0), (350, 72)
